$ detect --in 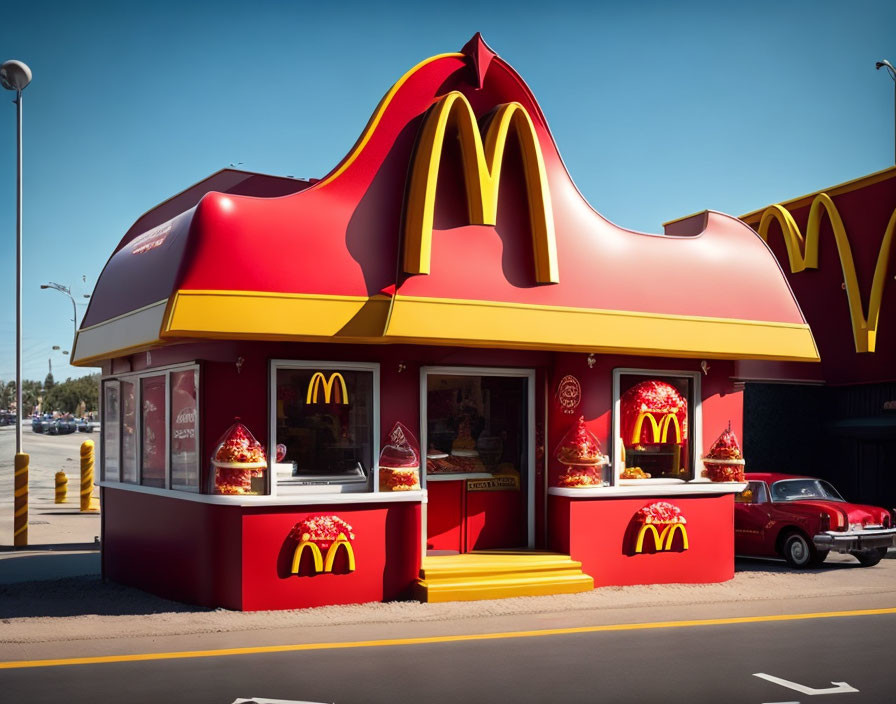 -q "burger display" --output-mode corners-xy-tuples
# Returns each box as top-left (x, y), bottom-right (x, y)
(555, 416), (608, 487)
(378, 422), (421, 491)
(701, 424), (745, 482)
(211, 419), (267, 495)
